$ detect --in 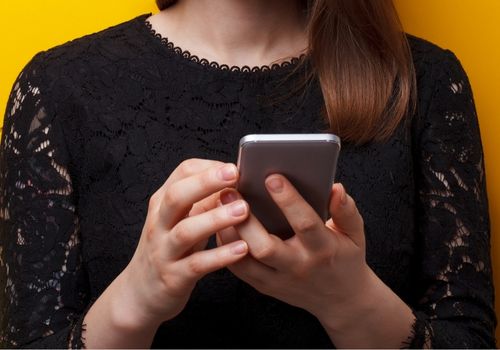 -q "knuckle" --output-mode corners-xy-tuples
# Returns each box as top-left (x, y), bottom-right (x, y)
(172, 223), (191, 246)
(210, 208), (228, 228)
(148, 192), (160, 211)
(187, 257), (205, 275)
(290, 251), (312, 278)
(144, 223), (157, 241)
(147, 250), (193, 296)
(163, 186), (181, 208)
(161, 273), (190, 297)
(179, 159), (196, 176)
(295, 217), (317, 233)
(211, 251), (228, 271)
(252, 243), (276, 261)
(190, 171), (214, 195)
